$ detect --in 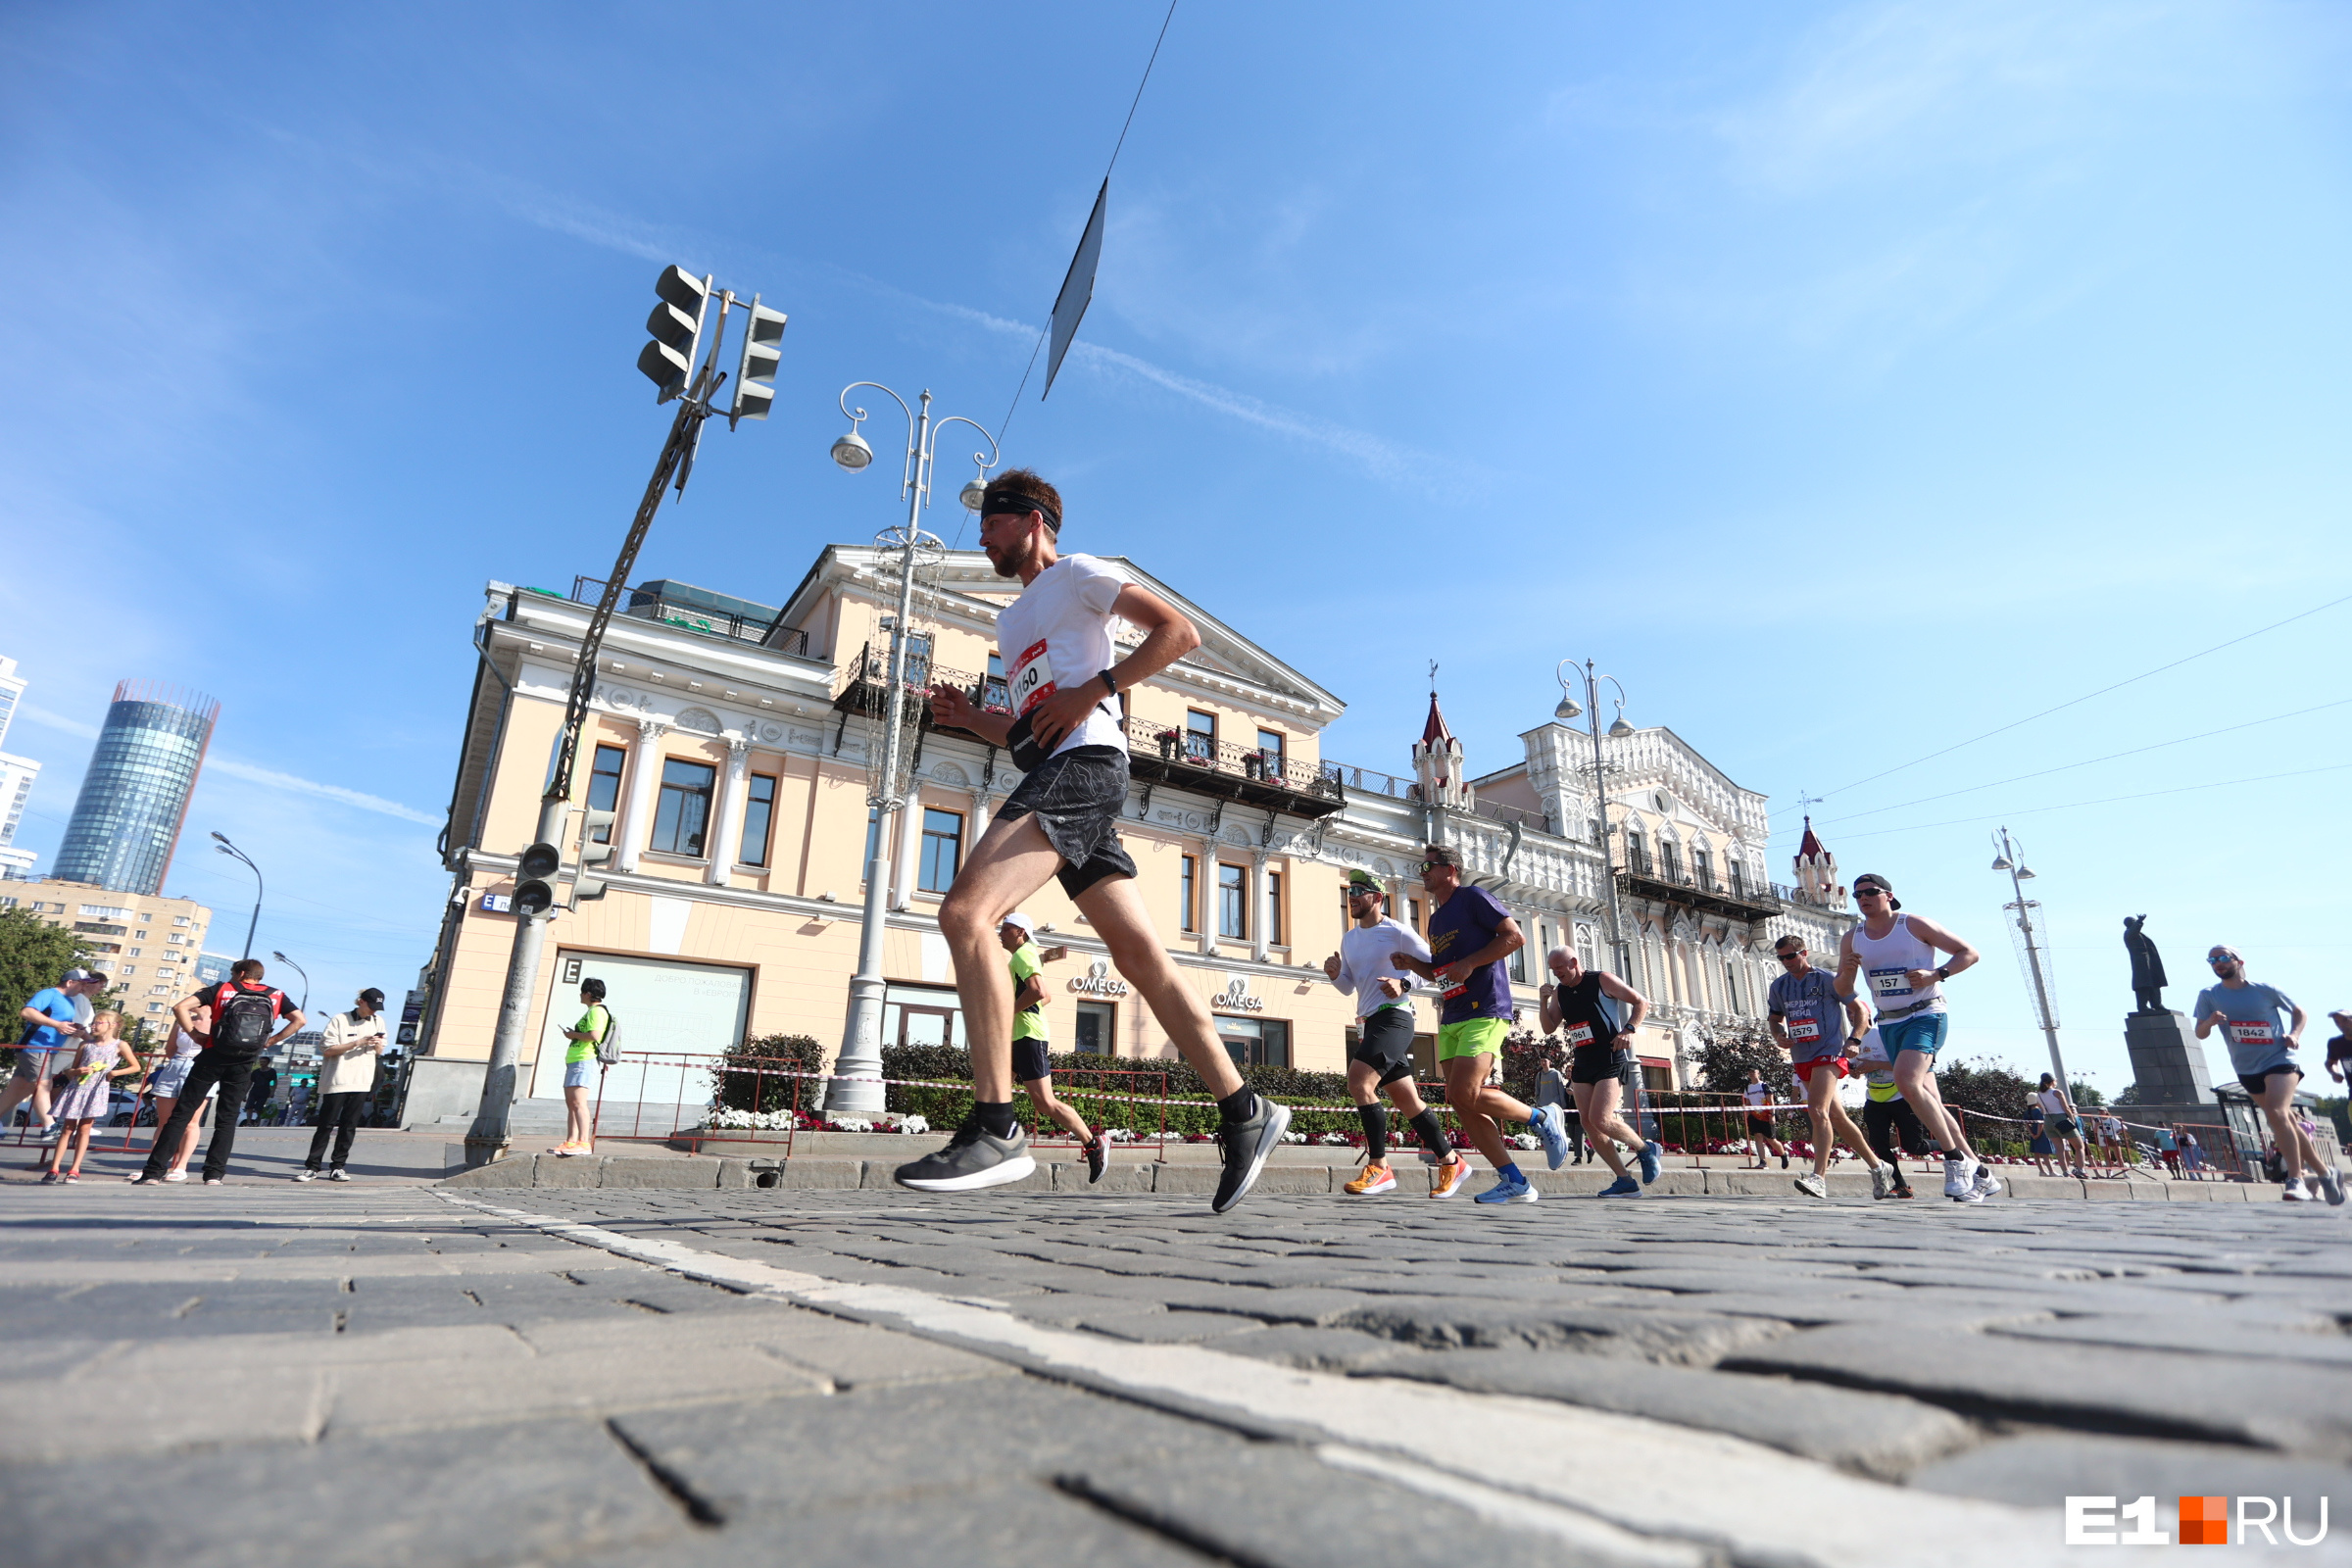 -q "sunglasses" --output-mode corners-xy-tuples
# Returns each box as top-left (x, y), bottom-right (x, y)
(1855, 885), (1889, 897)
(1419, 860), (1449, 872)
(1775, 952), (1806, 962)
(2209, 956), (2238, 965)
